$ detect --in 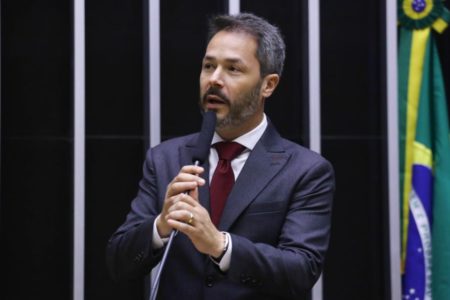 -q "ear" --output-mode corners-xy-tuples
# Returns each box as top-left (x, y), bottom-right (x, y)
(260, 74), (280, 98)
